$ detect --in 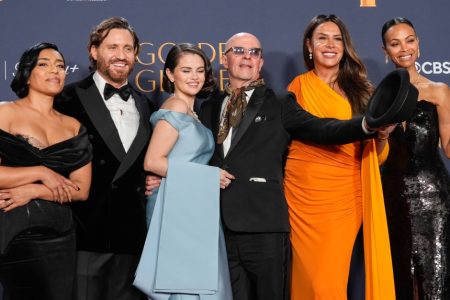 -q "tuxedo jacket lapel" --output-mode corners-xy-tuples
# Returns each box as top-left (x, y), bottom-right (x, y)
(113, 89), (151, 182)
(76, 80), (126, 161)
(227, 86), (265, 155)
